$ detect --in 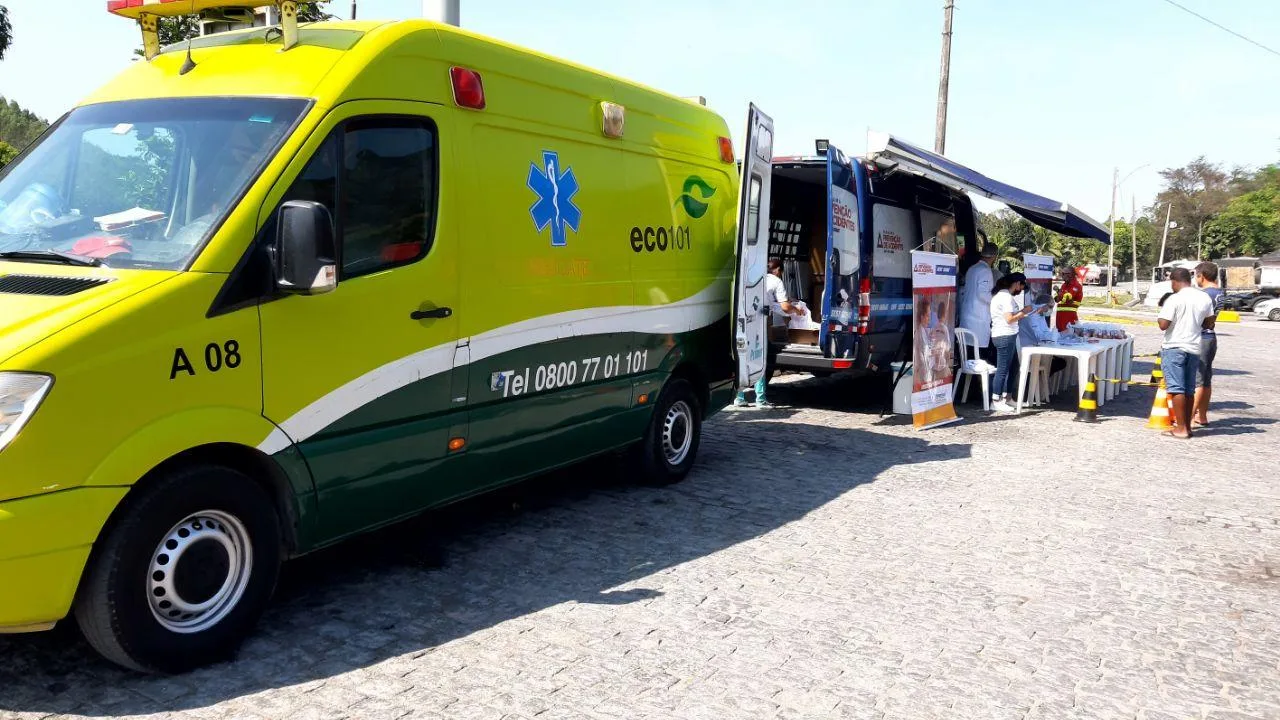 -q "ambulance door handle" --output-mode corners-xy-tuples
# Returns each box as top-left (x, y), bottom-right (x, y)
(411, 307), (453, 320)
